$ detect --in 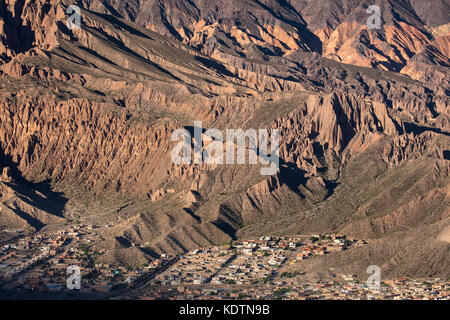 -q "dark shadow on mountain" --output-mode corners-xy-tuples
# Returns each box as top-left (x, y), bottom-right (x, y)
(184, 125), (206, 137)
(87, 10), (153, 40)
(425, 99), (440, 119)
(115, 236), (132, 248)
(212, 204), (242, 241)
(55, 21), (79, 41)
(278, 159), (308, 195)
(0, 0), (35, 56)
(157, 3), (184, 42)
(166, 234), (188, 252)
(404, 122), (450, 137)
(183, 207), (201, 223)
(138, 246), (160, 259)
(279, 158), (339, 201)
(8, 207), (45, 231)
(5, 177), (67, 218)
(312, 142), (324, 160)
(194, 56), (235, 77)
(212, 219), (237, 241)
(78, 24), (179, 78)
(251, 0), (322, 53)
(77, 45), (119, 66)
(92, 0), (125, 19)
(443, 150), (450, 161)
(0, 154), (68, 224)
